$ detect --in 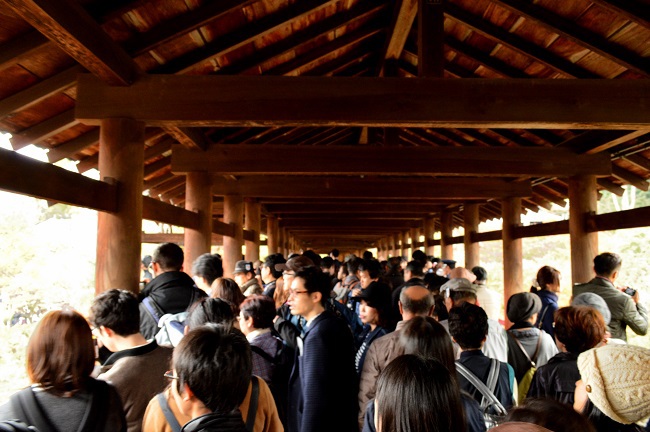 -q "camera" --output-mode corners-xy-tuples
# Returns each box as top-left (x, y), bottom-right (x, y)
(624, 287), (637, 297)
